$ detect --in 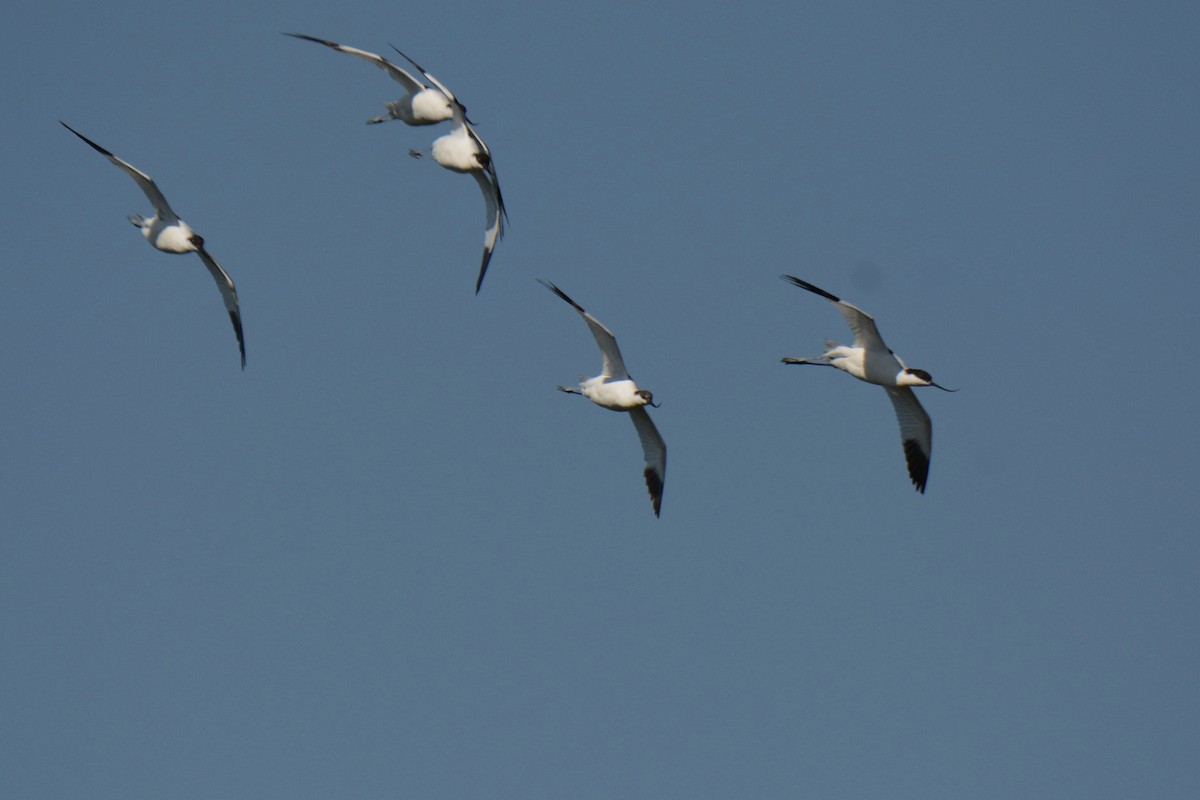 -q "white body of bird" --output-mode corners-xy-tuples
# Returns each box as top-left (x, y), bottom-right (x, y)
(577, 376), (653, 411)
(815, 342), (934, 388)
(429, 121), (484, 173)
(391, 89), (455, 126)
(131, 213), (197, 253)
